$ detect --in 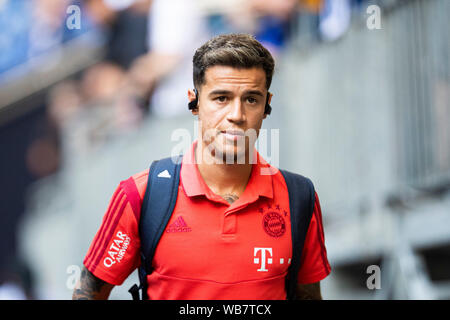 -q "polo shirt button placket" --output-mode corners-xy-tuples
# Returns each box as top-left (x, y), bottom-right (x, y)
(219, 187), (263, 238)
(221, 201), (252, 238)
(222, 212), (237, 236)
